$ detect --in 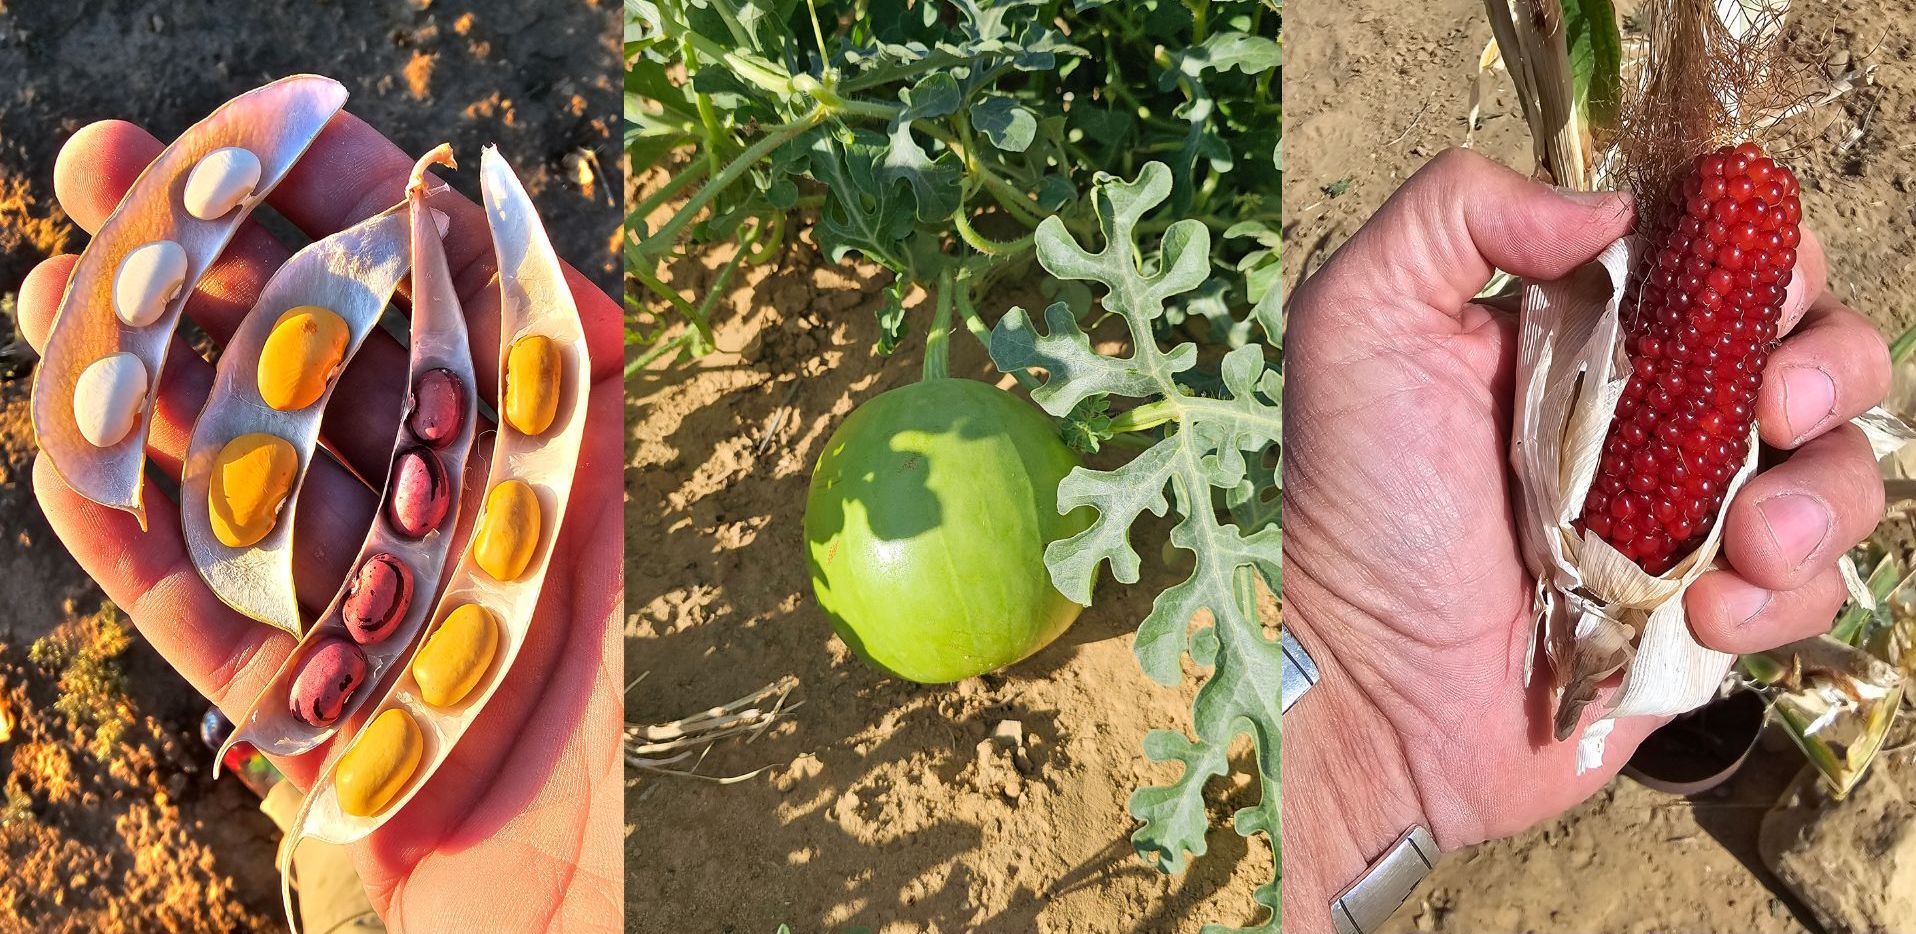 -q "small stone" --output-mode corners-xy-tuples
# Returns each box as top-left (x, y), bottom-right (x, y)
(989, 719), (1023, 748)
